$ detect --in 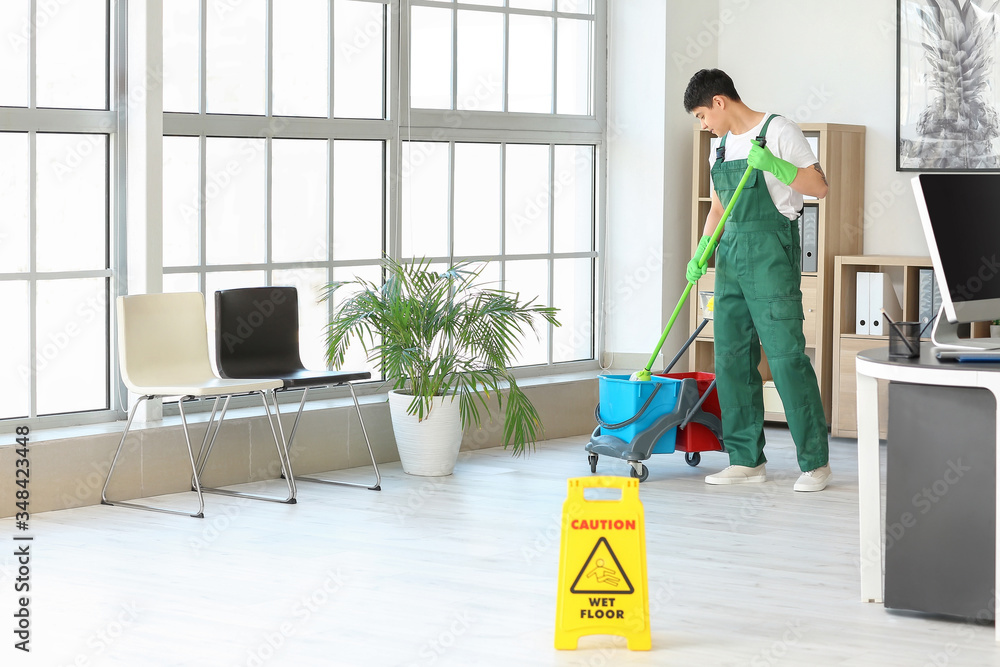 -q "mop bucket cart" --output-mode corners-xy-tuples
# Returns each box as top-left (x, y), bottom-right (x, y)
(586, 315), (724, 482)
